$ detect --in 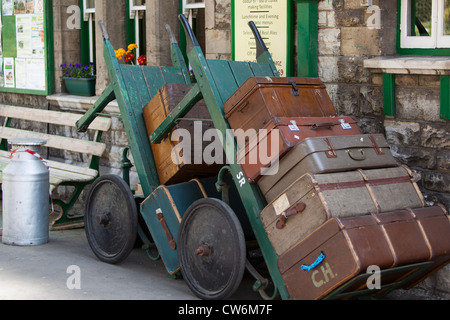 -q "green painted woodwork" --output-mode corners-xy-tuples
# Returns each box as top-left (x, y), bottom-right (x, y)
(294, 0), (320, 78)
(382, 74), (396, 116)
(440, 76), (450, 120)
